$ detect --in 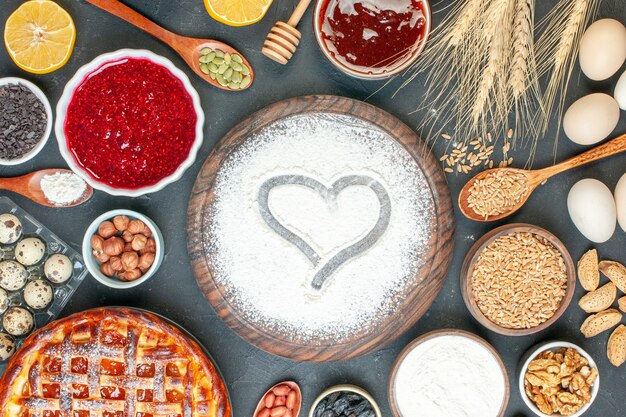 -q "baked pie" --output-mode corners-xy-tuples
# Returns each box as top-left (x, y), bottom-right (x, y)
(0, 307), (231, 417)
